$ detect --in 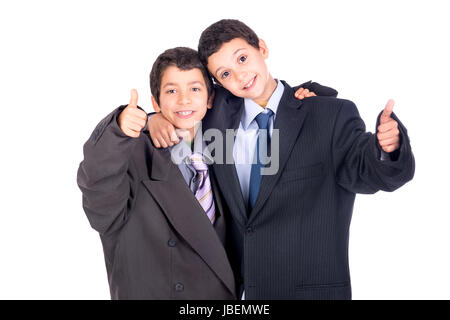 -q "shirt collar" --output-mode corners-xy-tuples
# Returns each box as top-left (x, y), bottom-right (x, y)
(169, 127), (214, 165)
(242, 79), (284, 130)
